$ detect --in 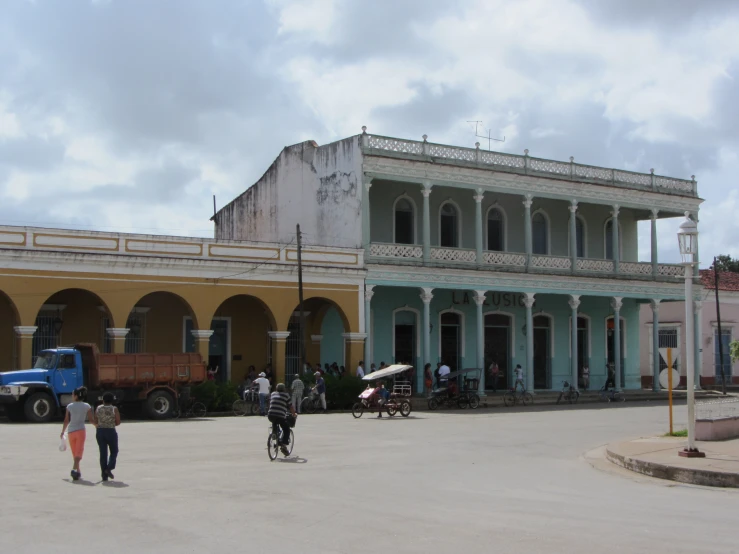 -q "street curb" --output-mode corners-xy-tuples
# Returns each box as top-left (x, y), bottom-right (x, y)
(605, 446), (739, 489)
